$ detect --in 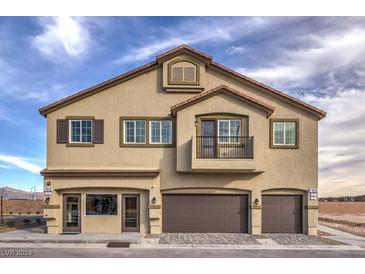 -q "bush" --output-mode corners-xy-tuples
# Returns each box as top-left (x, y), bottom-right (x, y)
(6, 221), (16, 228)
(27, 212), (31, 215)
(22, 219), (31, 226)
(8, 211), (13, 215)
(36, 211), (40, 215)
(18, 212), (22, 215)
(36, 218), (42, 225)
